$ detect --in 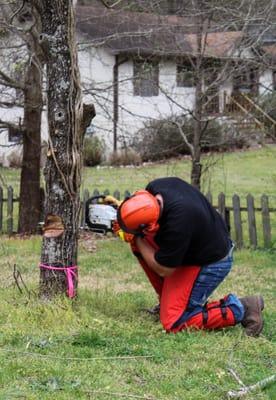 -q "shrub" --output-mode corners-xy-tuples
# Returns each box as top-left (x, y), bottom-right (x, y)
(131, 118), (188, 162)
(108, 148), (142, 166)
(200, 119), (250, 151)
(259, 92), (276, 139)
(83, 136), (105, 167)
(7, 150), (22, 168)
(131, 116), (250, 162)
